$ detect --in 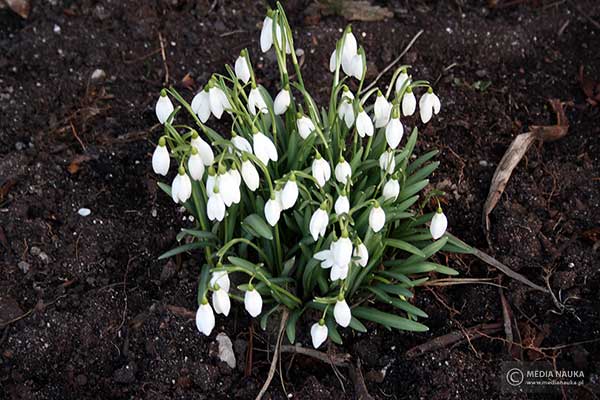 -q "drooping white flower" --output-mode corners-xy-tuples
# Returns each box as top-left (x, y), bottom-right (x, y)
(354, 242), (369, 267)
(430, 208), (448, 240)
(337, 88), (355, 128)
(244, 287), (263, 317)
(395, 70), (410, 94)
(419, 89), (441, 124)
(241, 158), (259, 191)
(155, 91), (174, 124)
(212, 288), (231, 317)
(280, 177), (298, 210)
(234, 52), (251, 84)
(348, 52), (364, 80)
(402, 88), (417, 116)
(332, 235), (353, 267)
(369, 202), (386, 233)
(382, 178), (400, 201)
(273, 87), (291, 115)
(334, 195), (350, 216)
(210, 271), (230, 292)
(195, 301), (215, 336)
(260, 15), (274, 53)
(220, 170), (241, 207)
(206, 167), (216, 196)
(231, 134), (253, 154)
(296, 114), (315, 139)
(191, 89), (211, 123)
(334, 158), (352, 184)
(152, 138), (170, 176)
(374, 92), (392, 128)
(379, 150), (396, 174)
(208, 85), (231, 119)
(252, 131), (278, 165)
(341, 30), (358, 77)
(191, 134), (214, 166)
(188, 150), (205, 181)
(385, 115), (404, 149)
(333, 299), (351, 328)
(310, 320), (328, 349)
(356, 108), (374, 138)
(171, 169), (192, 204)
(264, 195), (282, 226)
(314, 248), (348, 281)
(330, 263), (349, 281)
(207, 189), (226, 221)
(311, 155), (331, 188)
(309, 206), (329, 241)
(314, 249), (334, 269)
(248, 86), (269, 115)
(329, 49), (337, 73)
